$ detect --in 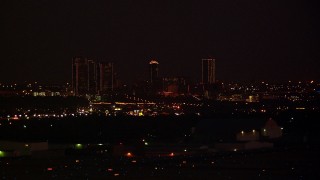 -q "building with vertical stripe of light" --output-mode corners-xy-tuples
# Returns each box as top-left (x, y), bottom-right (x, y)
(201, 58), (216, 84)
(97, 62), (114, 94)
(72, 57), (114, 95)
